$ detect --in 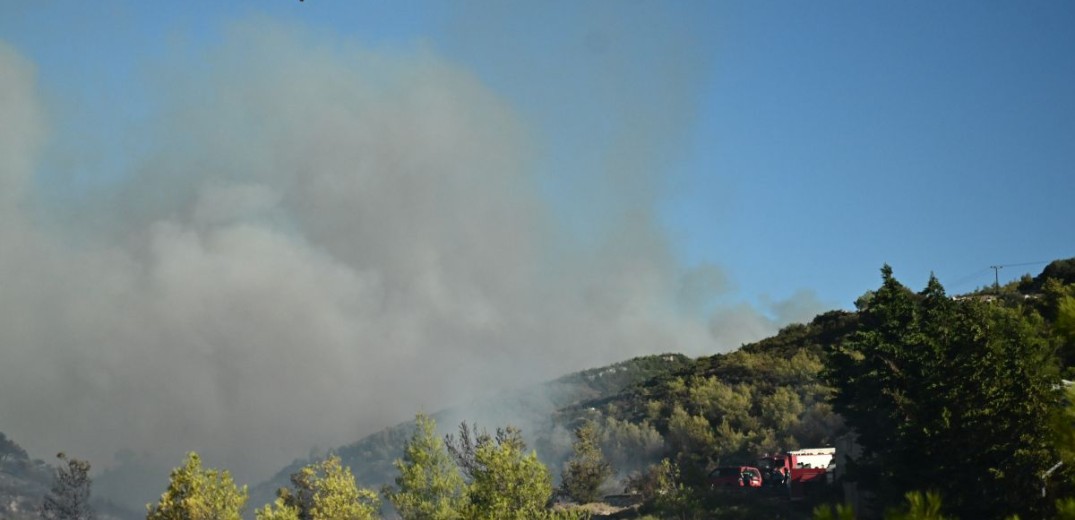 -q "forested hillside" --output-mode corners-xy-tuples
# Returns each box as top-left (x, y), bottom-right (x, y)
(568, 309), (858, 482)
(249, 353), (692, 511)
(0, 432), (134, 520)
(240, 258), (1075, 519)
(13, 259), (1075, 519)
